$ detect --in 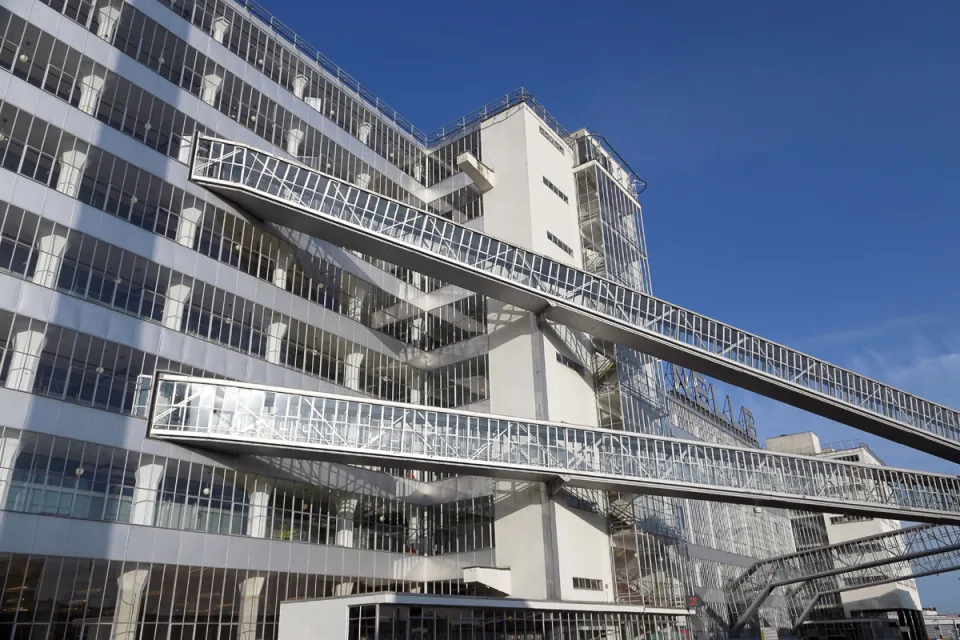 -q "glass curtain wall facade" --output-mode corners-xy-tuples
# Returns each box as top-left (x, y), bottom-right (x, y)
(0, 0), (834, 636)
